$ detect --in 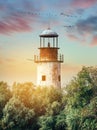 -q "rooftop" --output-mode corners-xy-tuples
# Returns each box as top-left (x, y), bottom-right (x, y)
(40, 28), (58, 37)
